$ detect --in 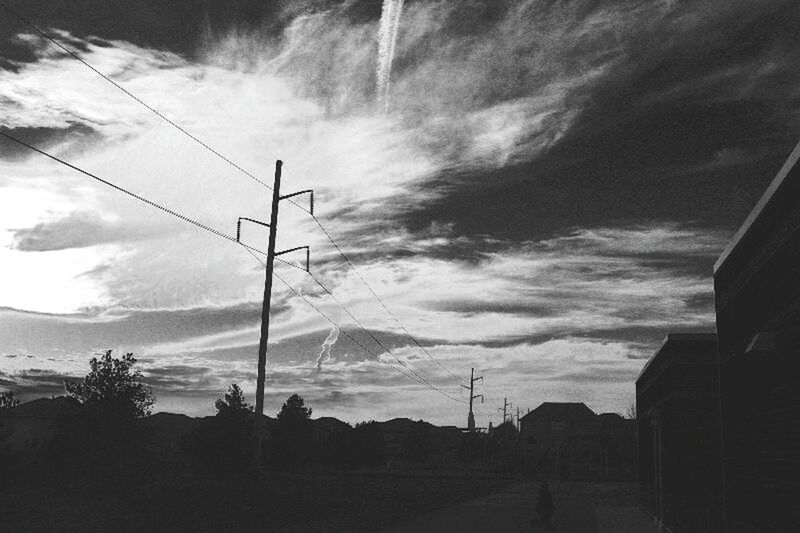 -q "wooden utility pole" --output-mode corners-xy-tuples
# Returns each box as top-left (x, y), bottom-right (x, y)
(236, 160), (313, 470)
(516, 406), (520, 430)
(254, 161), (282, 429)
(461, 368), (483, 431)
(498, 397), (510, 424)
